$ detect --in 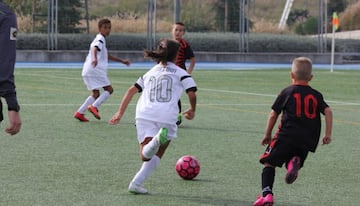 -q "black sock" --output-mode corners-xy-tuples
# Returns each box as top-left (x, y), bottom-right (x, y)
(261, 166), (275, 196)
(178, 100), (182, 113)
